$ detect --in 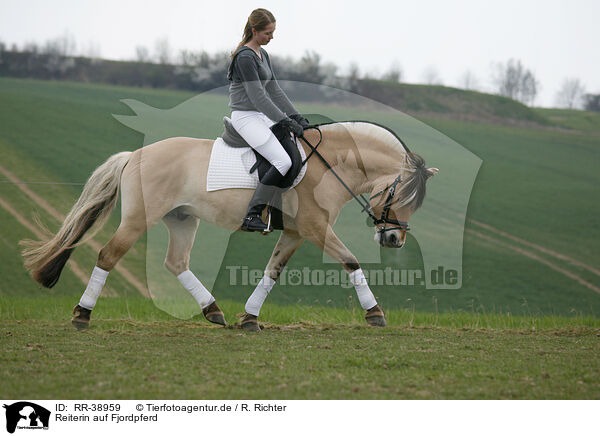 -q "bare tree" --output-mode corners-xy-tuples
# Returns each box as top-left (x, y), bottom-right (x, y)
(43, 31), (77, 56)
(41, 32), (76, 75)
(421, 65), (443, 85)
(178, 49), (199, 66)
(154, 37), (172, 64)
(363, 67), (381, 80)
(381, 61), (403, 83)
(348, 62), (360, 79)
(81, 41), (102, 60)
(320, 61), (340, 92)
(22, 41), (39, 54)
(135, 45), (150, 62)
(458, 70), (479, 90)
(520, 70), (539, 106)
(320, 62), (338, 83)
(492, 59), (540, 105)
(345, 62), (361, 92)
(583, 94), (600, 112)
(493, 59), (521, 99)
(555, 78), (585, 109)
(299, 50), (325, 83)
